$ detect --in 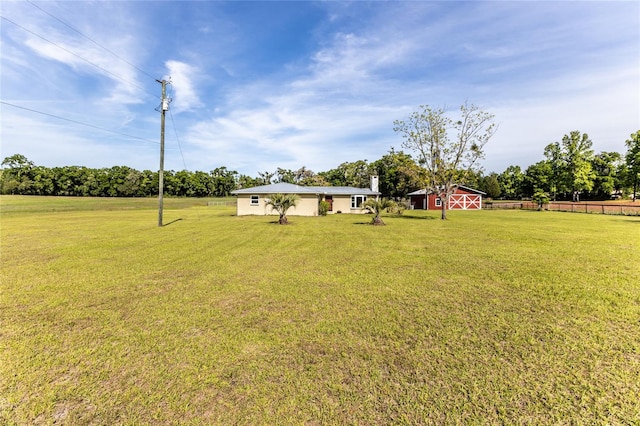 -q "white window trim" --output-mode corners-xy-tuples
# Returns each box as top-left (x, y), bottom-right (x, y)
(351, 195), (367, 209)
(250, 195), (259, 206)
(435, 197), (442, 207)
